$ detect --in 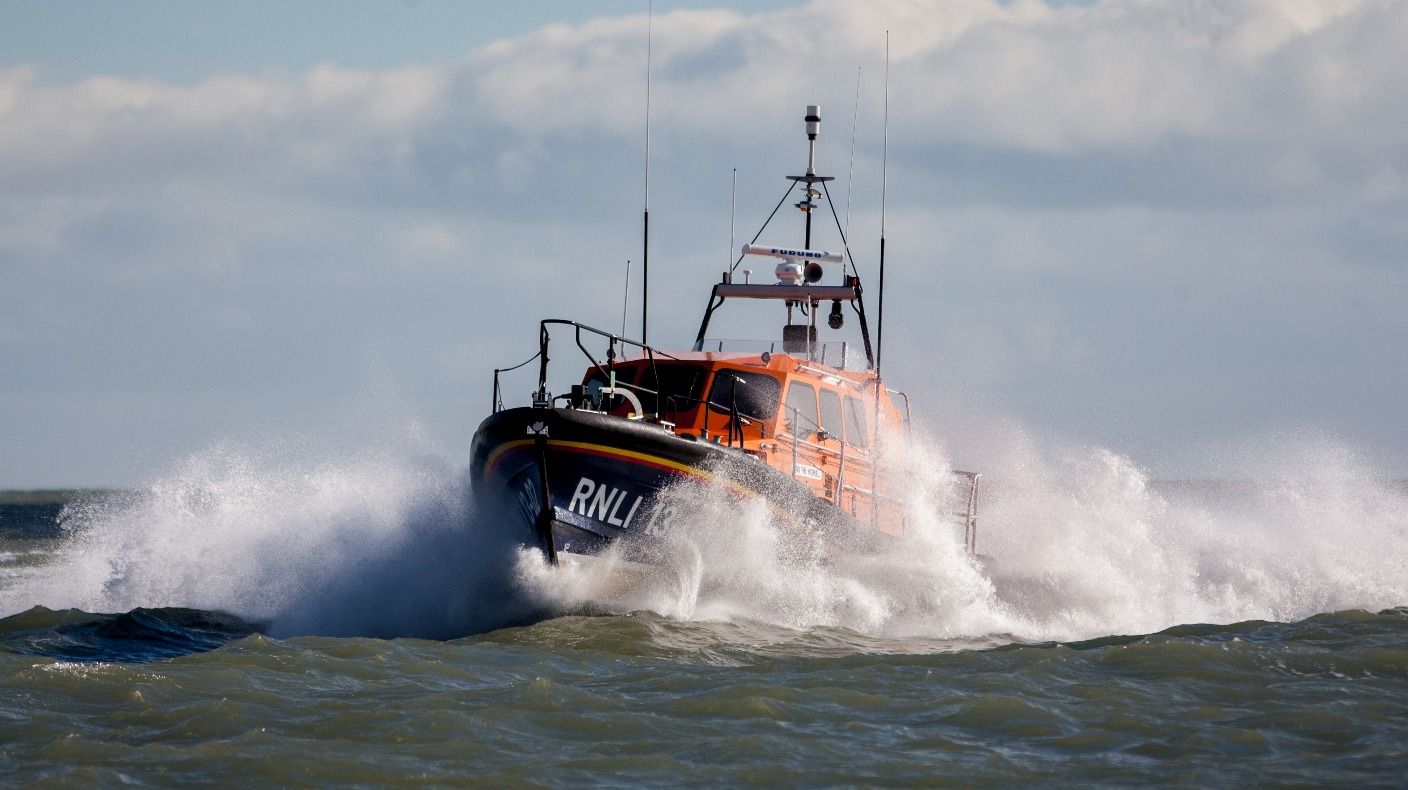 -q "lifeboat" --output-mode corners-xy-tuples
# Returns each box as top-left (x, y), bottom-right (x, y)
(470, 105), (980, 570)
